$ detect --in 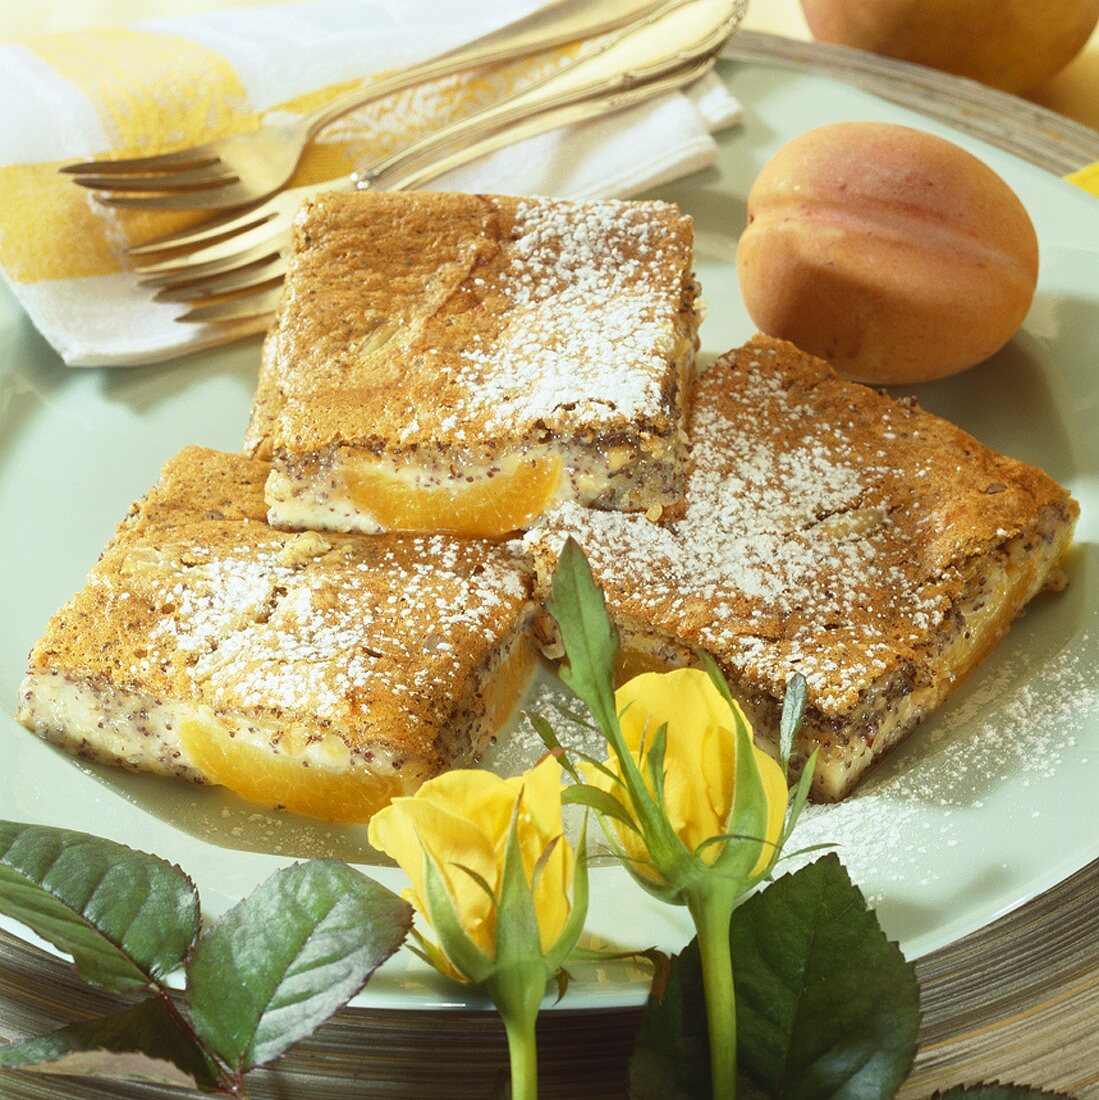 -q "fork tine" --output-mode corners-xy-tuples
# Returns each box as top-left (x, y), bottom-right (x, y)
(128, 206), (276, 257)
(159, 272), (284, 308)
(178, 286), (283, 324)
(70, 165), (239, 192)
(97, 182), (262, 212)
(134, 220), (289, 274)
(151, 256), (288, 301)
(61, 149), (220, 174)
(138, 241), (285, 285)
